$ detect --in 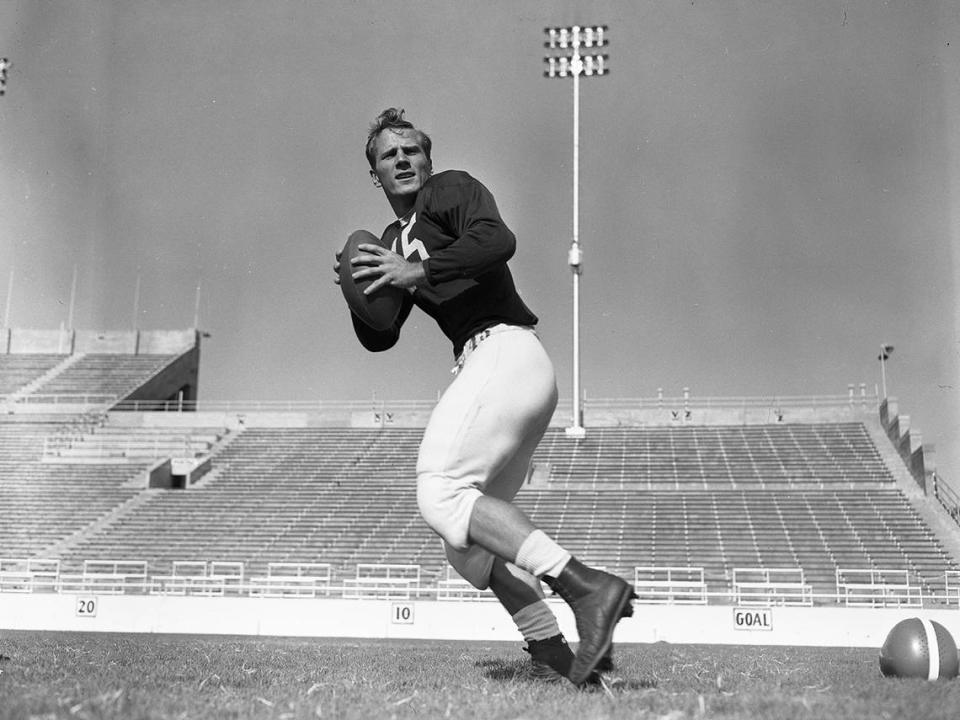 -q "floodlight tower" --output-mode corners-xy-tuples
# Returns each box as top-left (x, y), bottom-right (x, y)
(544, 25), (609, 439)
(879, 343), (894, 399)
